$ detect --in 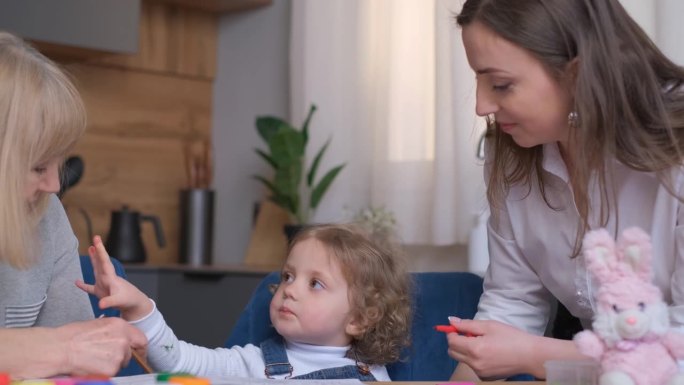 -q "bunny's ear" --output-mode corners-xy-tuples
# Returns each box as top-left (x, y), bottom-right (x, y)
(582, 228), (617, 282)
(616, 227), (653, 281)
